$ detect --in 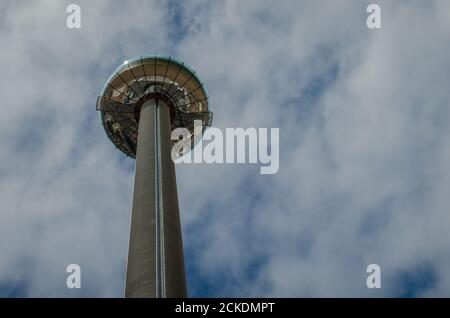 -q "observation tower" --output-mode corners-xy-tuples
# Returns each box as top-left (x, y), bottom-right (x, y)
(96, 56), (212, 298)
